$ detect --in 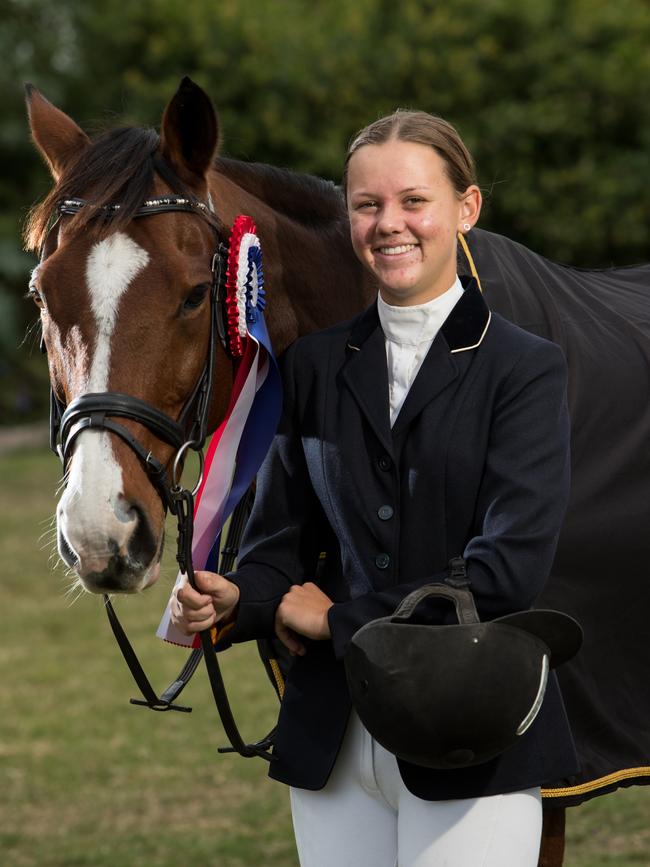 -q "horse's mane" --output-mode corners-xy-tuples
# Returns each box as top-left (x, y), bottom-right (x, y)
(24, 126), (193, 252)
(25, 126), (349, 253)
(216, 157), (348, 229)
